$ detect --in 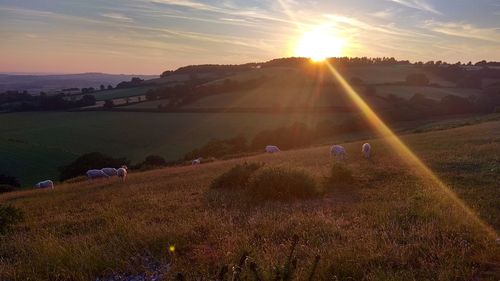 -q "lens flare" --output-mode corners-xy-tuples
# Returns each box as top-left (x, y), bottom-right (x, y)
(324, 61), (497, 239)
